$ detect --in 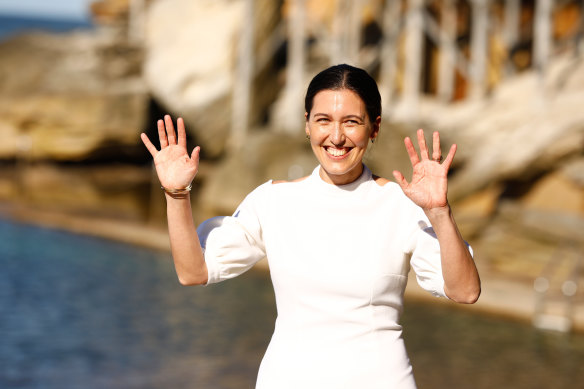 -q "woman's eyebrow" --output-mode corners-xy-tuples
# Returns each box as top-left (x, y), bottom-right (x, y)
(343, 114), (365, 121)
(313, 113), (364, 120)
